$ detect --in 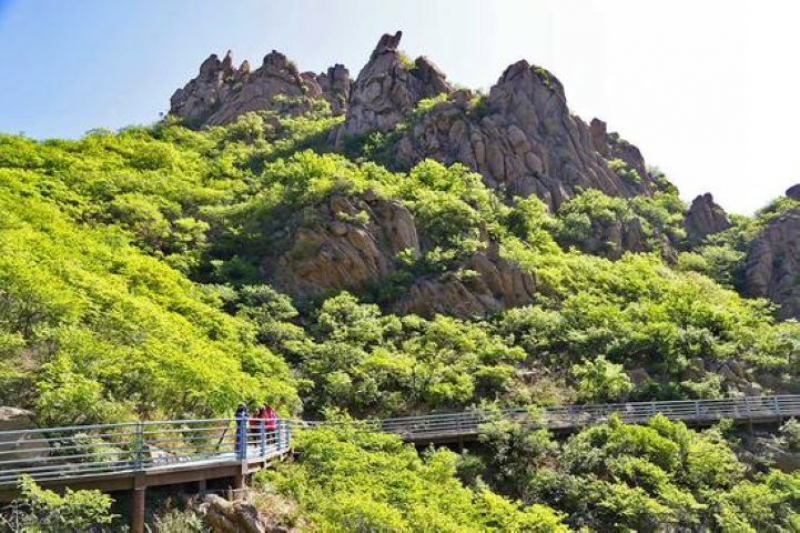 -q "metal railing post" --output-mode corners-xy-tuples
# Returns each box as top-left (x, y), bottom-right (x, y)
(259, 420), (266, 458)
(133, 422), (144, 471)
(774, 396), (782, 420)
(694, 400), (700, 420)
